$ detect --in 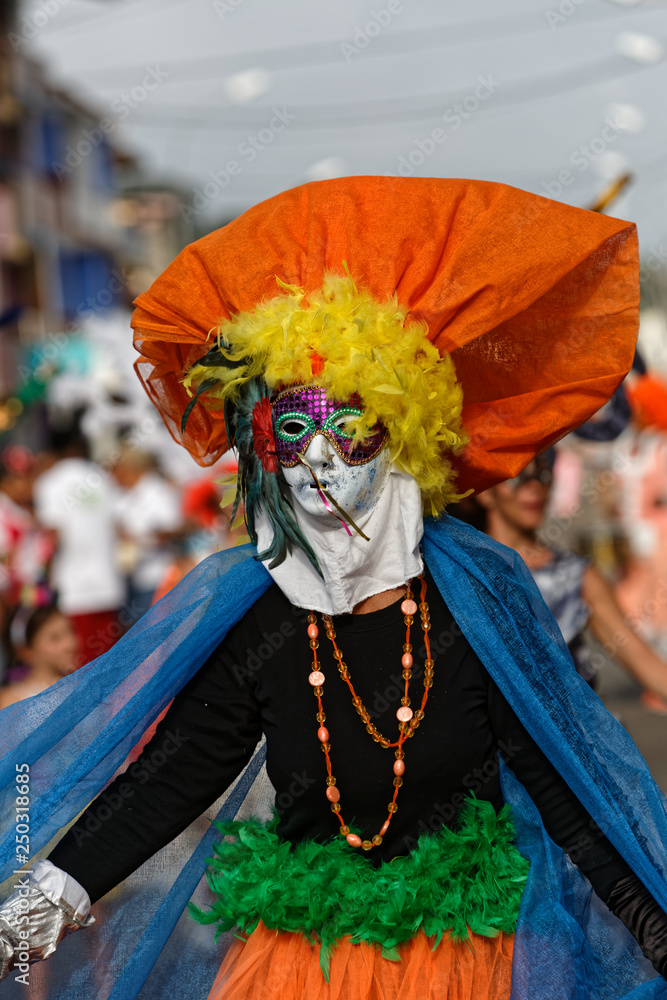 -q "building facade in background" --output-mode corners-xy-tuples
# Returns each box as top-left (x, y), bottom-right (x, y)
(0, 0), (192, 440)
